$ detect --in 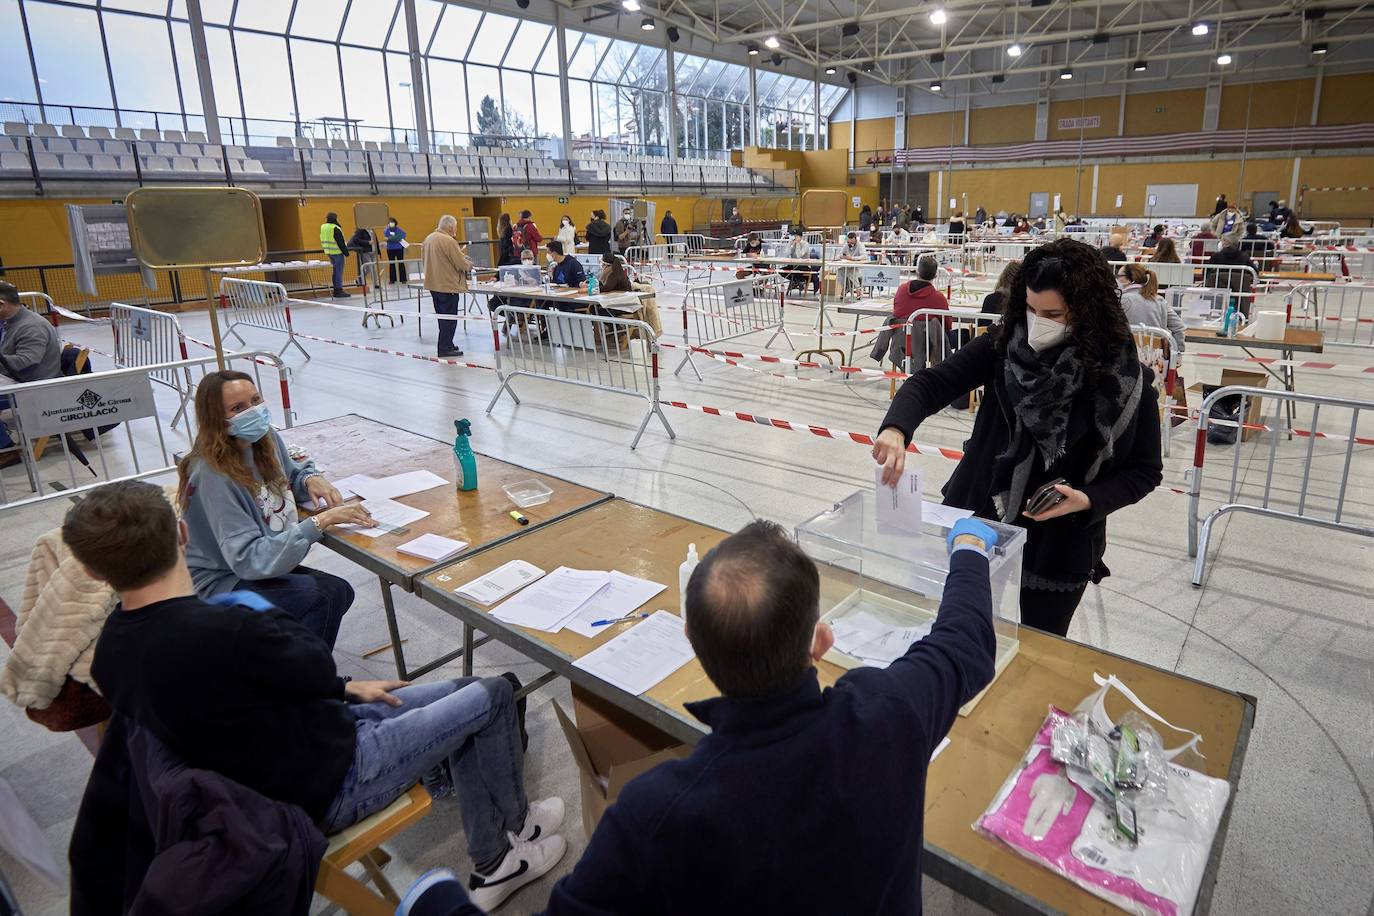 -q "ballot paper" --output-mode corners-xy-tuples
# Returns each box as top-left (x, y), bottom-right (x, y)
(921, 500), (974, 530)
(397, 533), (468, 562)
(491, 567), (612, 632)
(337, 498), (430, 537)
(573, 611), (695, 696)
(830, 610), (934, 667)
(453, 560), (545, 605)
(875, 464), (924, 535)
(352, 470), (449, 501)
(563, 572), (668, 638)
(331, 474), (375, 501)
